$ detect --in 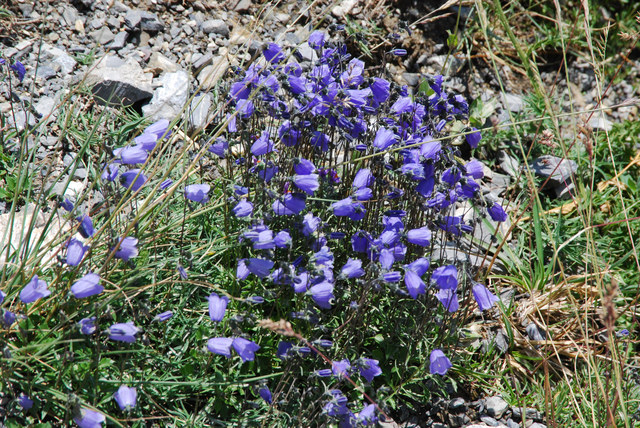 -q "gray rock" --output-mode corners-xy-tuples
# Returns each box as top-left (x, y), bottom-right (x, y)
(63, 153), (76, 167)
(61, 5), (79, 27)
(499, 288), (515, 307)
(530, 424), (547, 428)
(193, 52), (213, 72)
(275, 12), (290, 23)
(480, 415), (500, 426)
(427, 54), (463, 74)
(41, 136), (58, 147)
(297, 42), (318, 62)
(401, 72), (421, 87)
(85, 55), (153, 106)
(125, 10), (164, 32)
(41, 44), (77, 76)
(447, 413), (470, 428)
(231, 0), (252, 12)
(526, 322), (546, 341)
(34, 97), (56, 119)
(90, 27), (116, 45)
(530, 155), (577, 199)
(8, 109), (36, 131)
(502, 93), (524, 113)
(589, 115), (613, 131)
(332, 0), (358, 17)
(89, 18), (104, 30)
(506, 420), (520, 428)
(484, 172), (511, 197)
(170, 25), (181, 39)
(124, 10), (142, 28)
(485, 396), (509, 419)
(197, 55), (229, 90)
(201, 19), (229, 37)
(110, 31), (128, 50)
(107, 16), (121, 29)
(188, 93), (213, 131)
(142, 70), (189, 121)
(36, 65), (57, 80)
(512, 406), (542, 421)
(74, 168), (87, 180)
(493, 330), (509, 353)
(498, 150), (520, 177)
(147, 52), (180, 75)
(18, 3), (34, 18)
(448, 397), (467, 413)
